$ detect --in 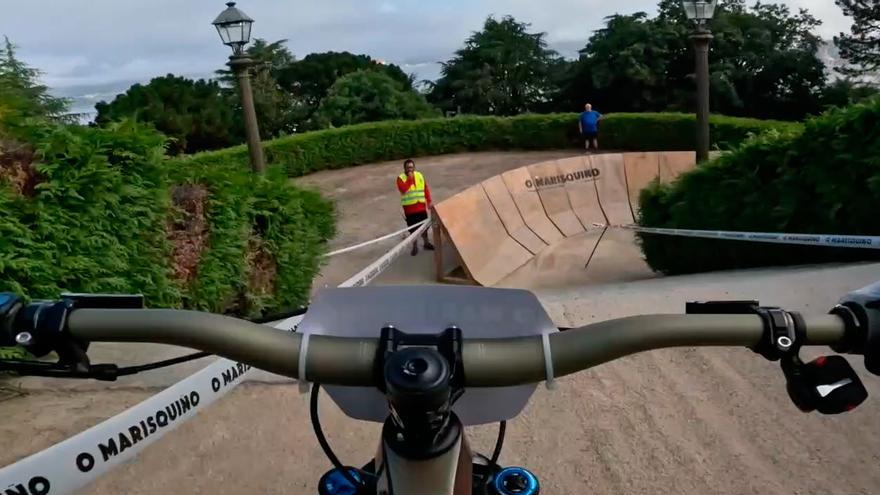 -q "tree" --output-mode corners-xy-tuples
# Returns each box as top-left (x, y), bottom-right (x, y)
(313, 70), (439, 127)
(554, 0), (830, 120)
(277, 51), (415, 127)
(834, 0), (880, 77)
(95, 75), (238, 154)
(216, 38), (302, 138)
(556, 13), (678, 113)
(0, 37), (72, 123)
(216, 38), (296, 83)
(702, 1), (827, 119)
(429, 15), (561, 115)
(821, 77), (879, 108)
